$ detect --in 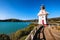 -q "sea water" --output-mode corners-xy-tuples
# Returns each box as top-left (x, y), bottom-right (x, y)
(0, 22), (30, 34)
